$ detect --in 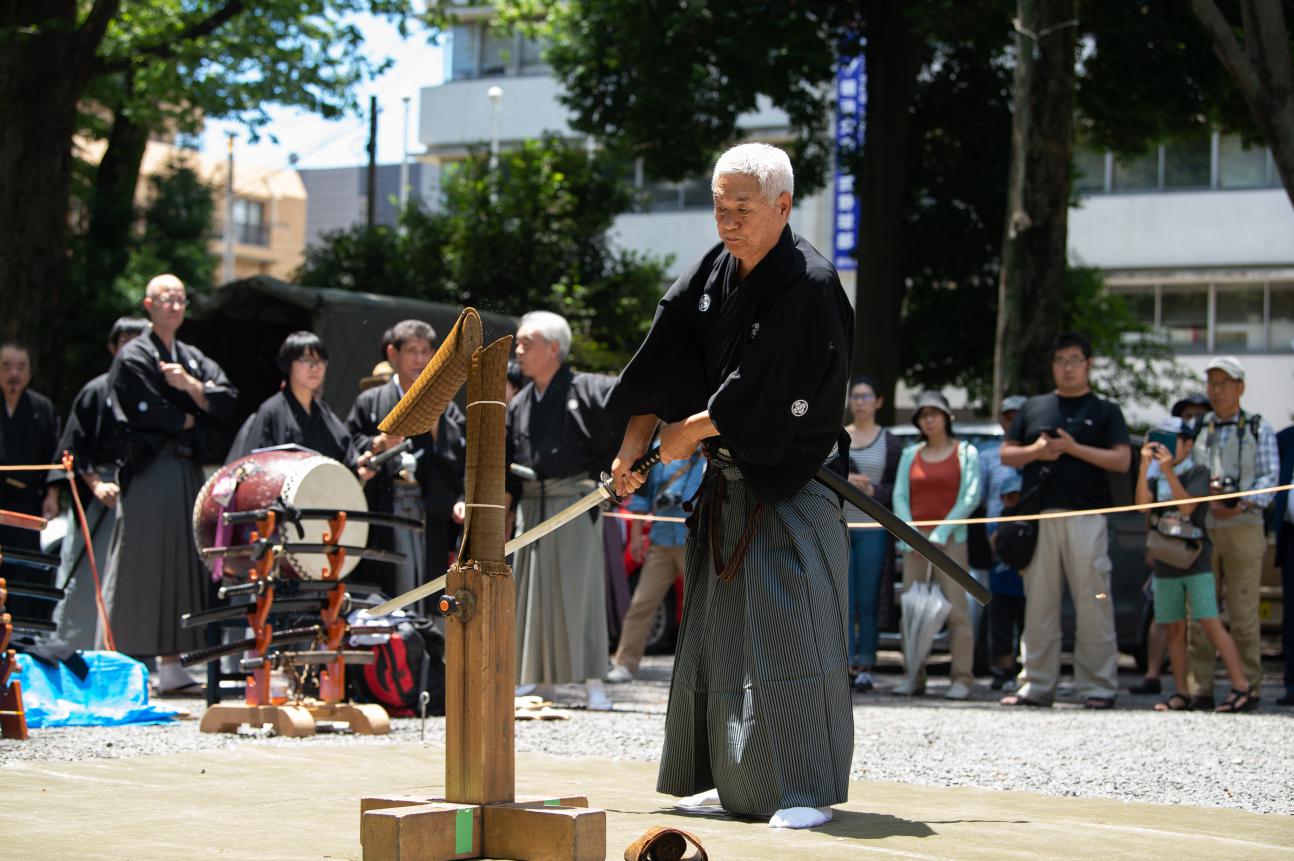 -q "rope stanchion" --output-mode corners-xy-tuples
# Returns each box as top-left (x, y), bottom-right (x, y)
(603, 482), (1294, 530)
(60, 452), (115, 652)
(0, 463), (71, 472)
